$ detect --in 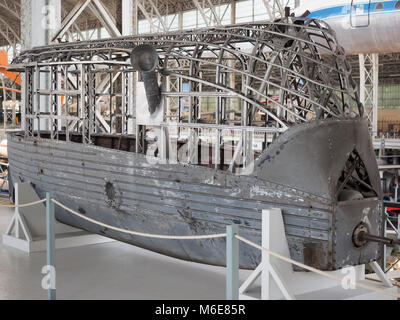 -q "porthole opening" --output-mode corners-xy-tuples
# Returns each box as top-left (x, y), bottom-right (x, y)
(395, 1), (400, 9)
